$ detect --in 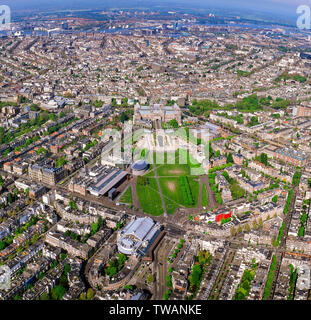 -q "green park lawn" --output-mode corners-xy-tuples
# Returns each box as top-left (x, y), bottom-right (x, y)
(119, 187), (133, 205)
(159, 176), (200, 208)
(136, 149), (204, 215)
(163, 198), (180, 215)
(156, 164), (190, 176)
(136, 178), (164, 216)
